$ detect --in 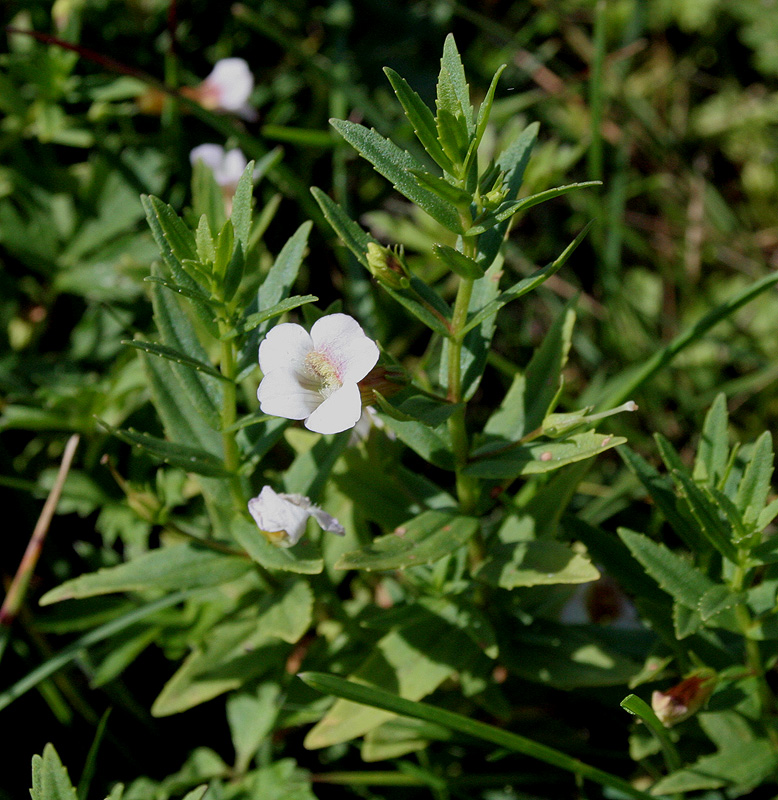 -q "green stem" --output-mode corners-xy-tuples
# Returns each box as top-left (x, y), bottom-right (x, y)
(731, 558), (778, 746)
(218, 330), (246, 510)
